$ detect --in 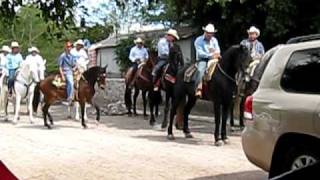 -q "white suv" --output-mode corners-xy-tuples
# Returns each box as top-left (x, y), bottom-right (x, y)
(241, 35), (320, 178)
